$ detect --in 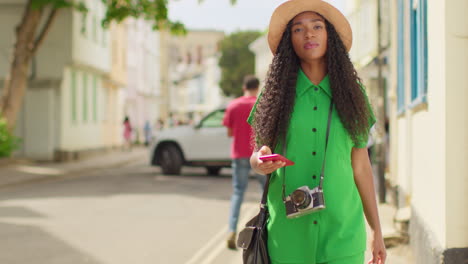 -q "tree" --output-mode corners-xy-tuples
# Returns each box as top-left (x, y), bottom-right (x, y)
(218, 30), (261, 97)
(0, 0), (200, 131)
